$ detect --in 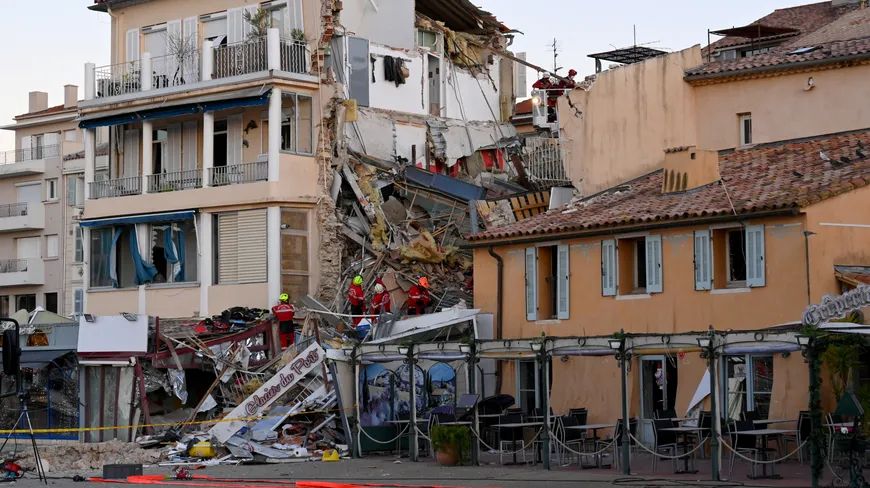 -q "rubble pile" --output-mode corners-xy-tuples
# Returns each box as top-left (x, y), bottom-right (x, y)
(17, 440), (161, 474)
